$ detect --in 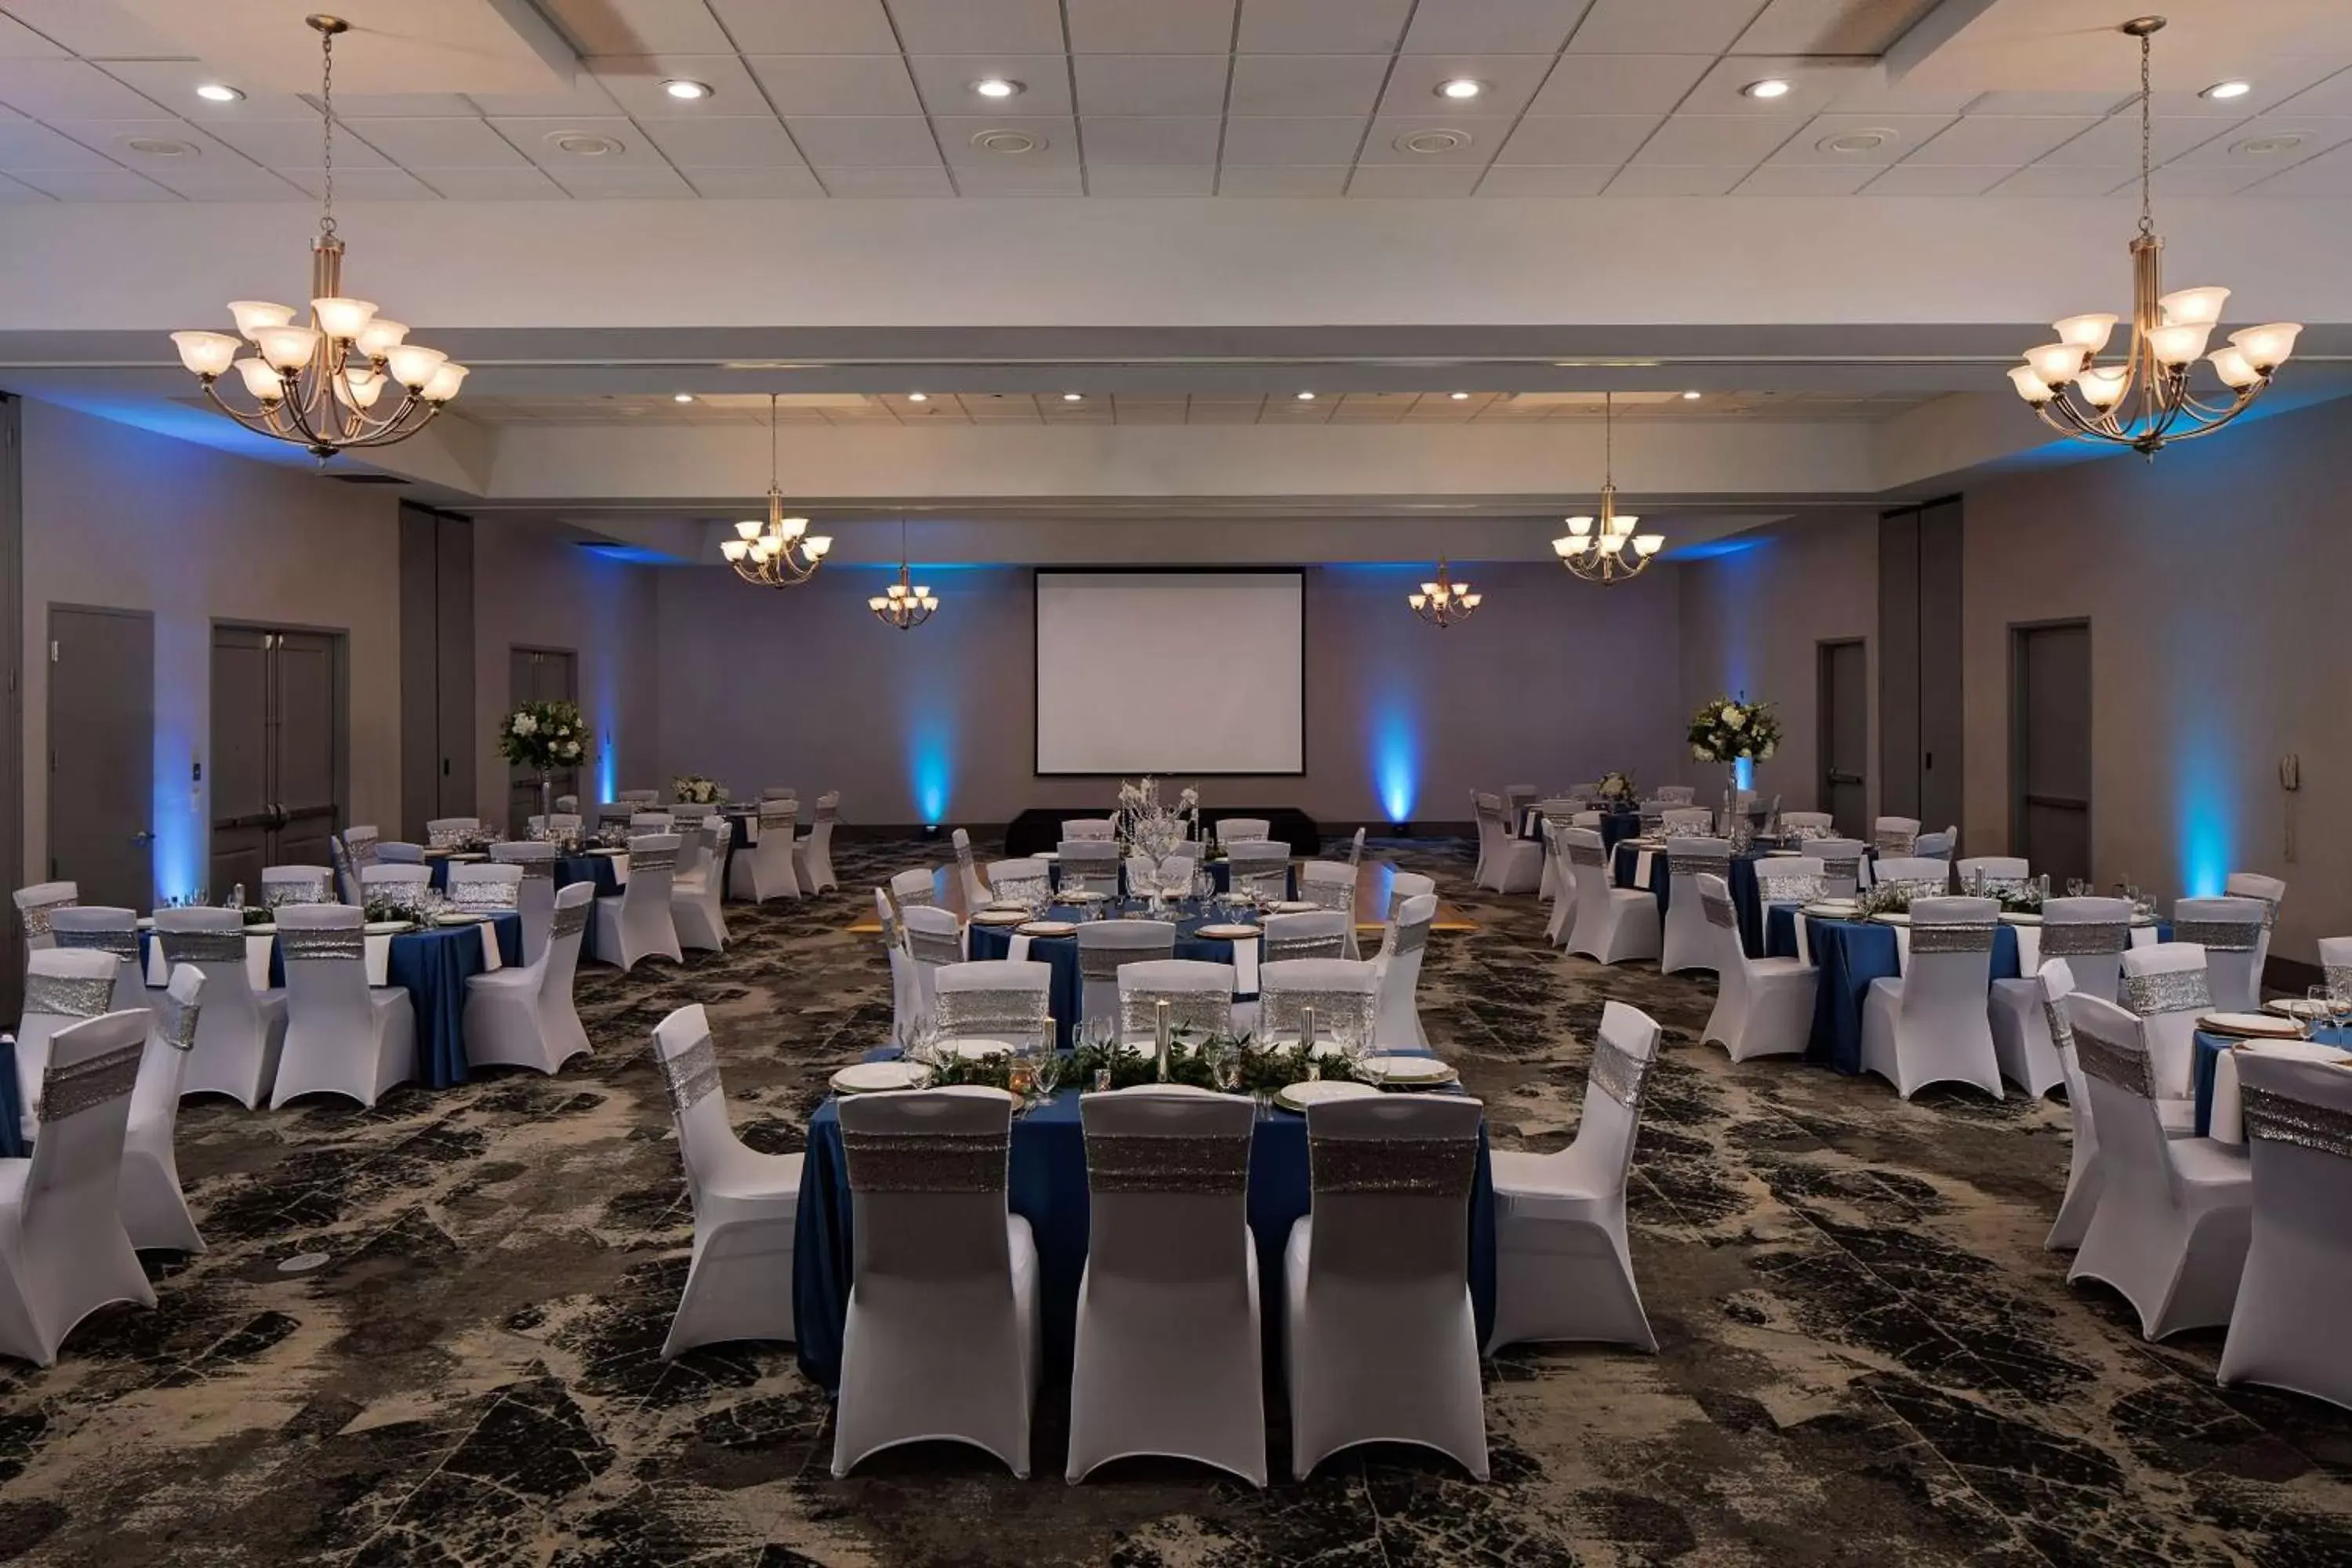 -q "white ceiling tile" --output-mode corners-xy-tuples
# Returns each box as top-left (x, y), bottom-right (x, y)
(2150, 63), (2349, 121)
(2032, 112), (2230, 167)
(1080, 115), (1221, 163)
(782, 114), (941, 165)
(2145, 163), (2283, 196)
(542, 0), (732, 55)
(682, 164), (829, 195)
(1900, 115), (2098, 165)
(1227, 54), (1392, 117)
(1732, 0), (1940, 56)
(2244, 140), (2352, 195)
(544, 164), (700, 198)
(1475, 163), (1612, 194)
(1603, 163), (1747, 194)
(1218, 115), (1367, 163)
(0, 1), (187, 59)
(0, 170), (46, 198)
(815, 163), (954, 194)
(883, 0), (1065, 55)
(1404, 0), (1595, 55)
(279, 166), (440, 200)
(935, 114), (1078, 165)
(1860, 162), (2009, 195)
(6, 165), (169, 198)
(1066, 0), (1238, 54)
(136, 162), (303, 200)
(641, 114), (804, 166)
(0, 117), (116, 169)
(1527, 53), (1711, 115)
(1074, 54), (1229, 116)
(1628, 113), (1800, 165)
(1733, 162), (1878, 194)
(1357, 114), (1504, 165)
(1376, 53), (1555, 120)
(410, 166), (569, 199)
(1761, 112), (1955, 166)
(1820, 72), (1977, 115)
(316, 93), (484, 118)
(486, 116), (676, 169)
(1569, 0), (1767, 55)
(343, 117), (531, 169)
(2273, 67), (2352, 117)
(0, 56), (165, 117)
(905, 54), (1074, 115)
(1496, 114), (1659, 163)
(952, 161), (1083, 193)
(1215, 163), (1347, 194)
(1087, 163), (1215, 194)
(466, 78), (624, 117)
(749, 54), (923, 116)
(1238, 0), (1416, 54)
(1680, 56), (1870, 117)
(586, 53), (768, 118)
(0, 13), (65, 56)
(706, 0), (899, 53)
(1984, 163), (2132, 197)
(1962, 92), (2135, 118)
(2164, 114), (2352, 169)
(92, 60), (314, 119)
(219, 116), (399, 169)
(48, 116), (244, 168)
